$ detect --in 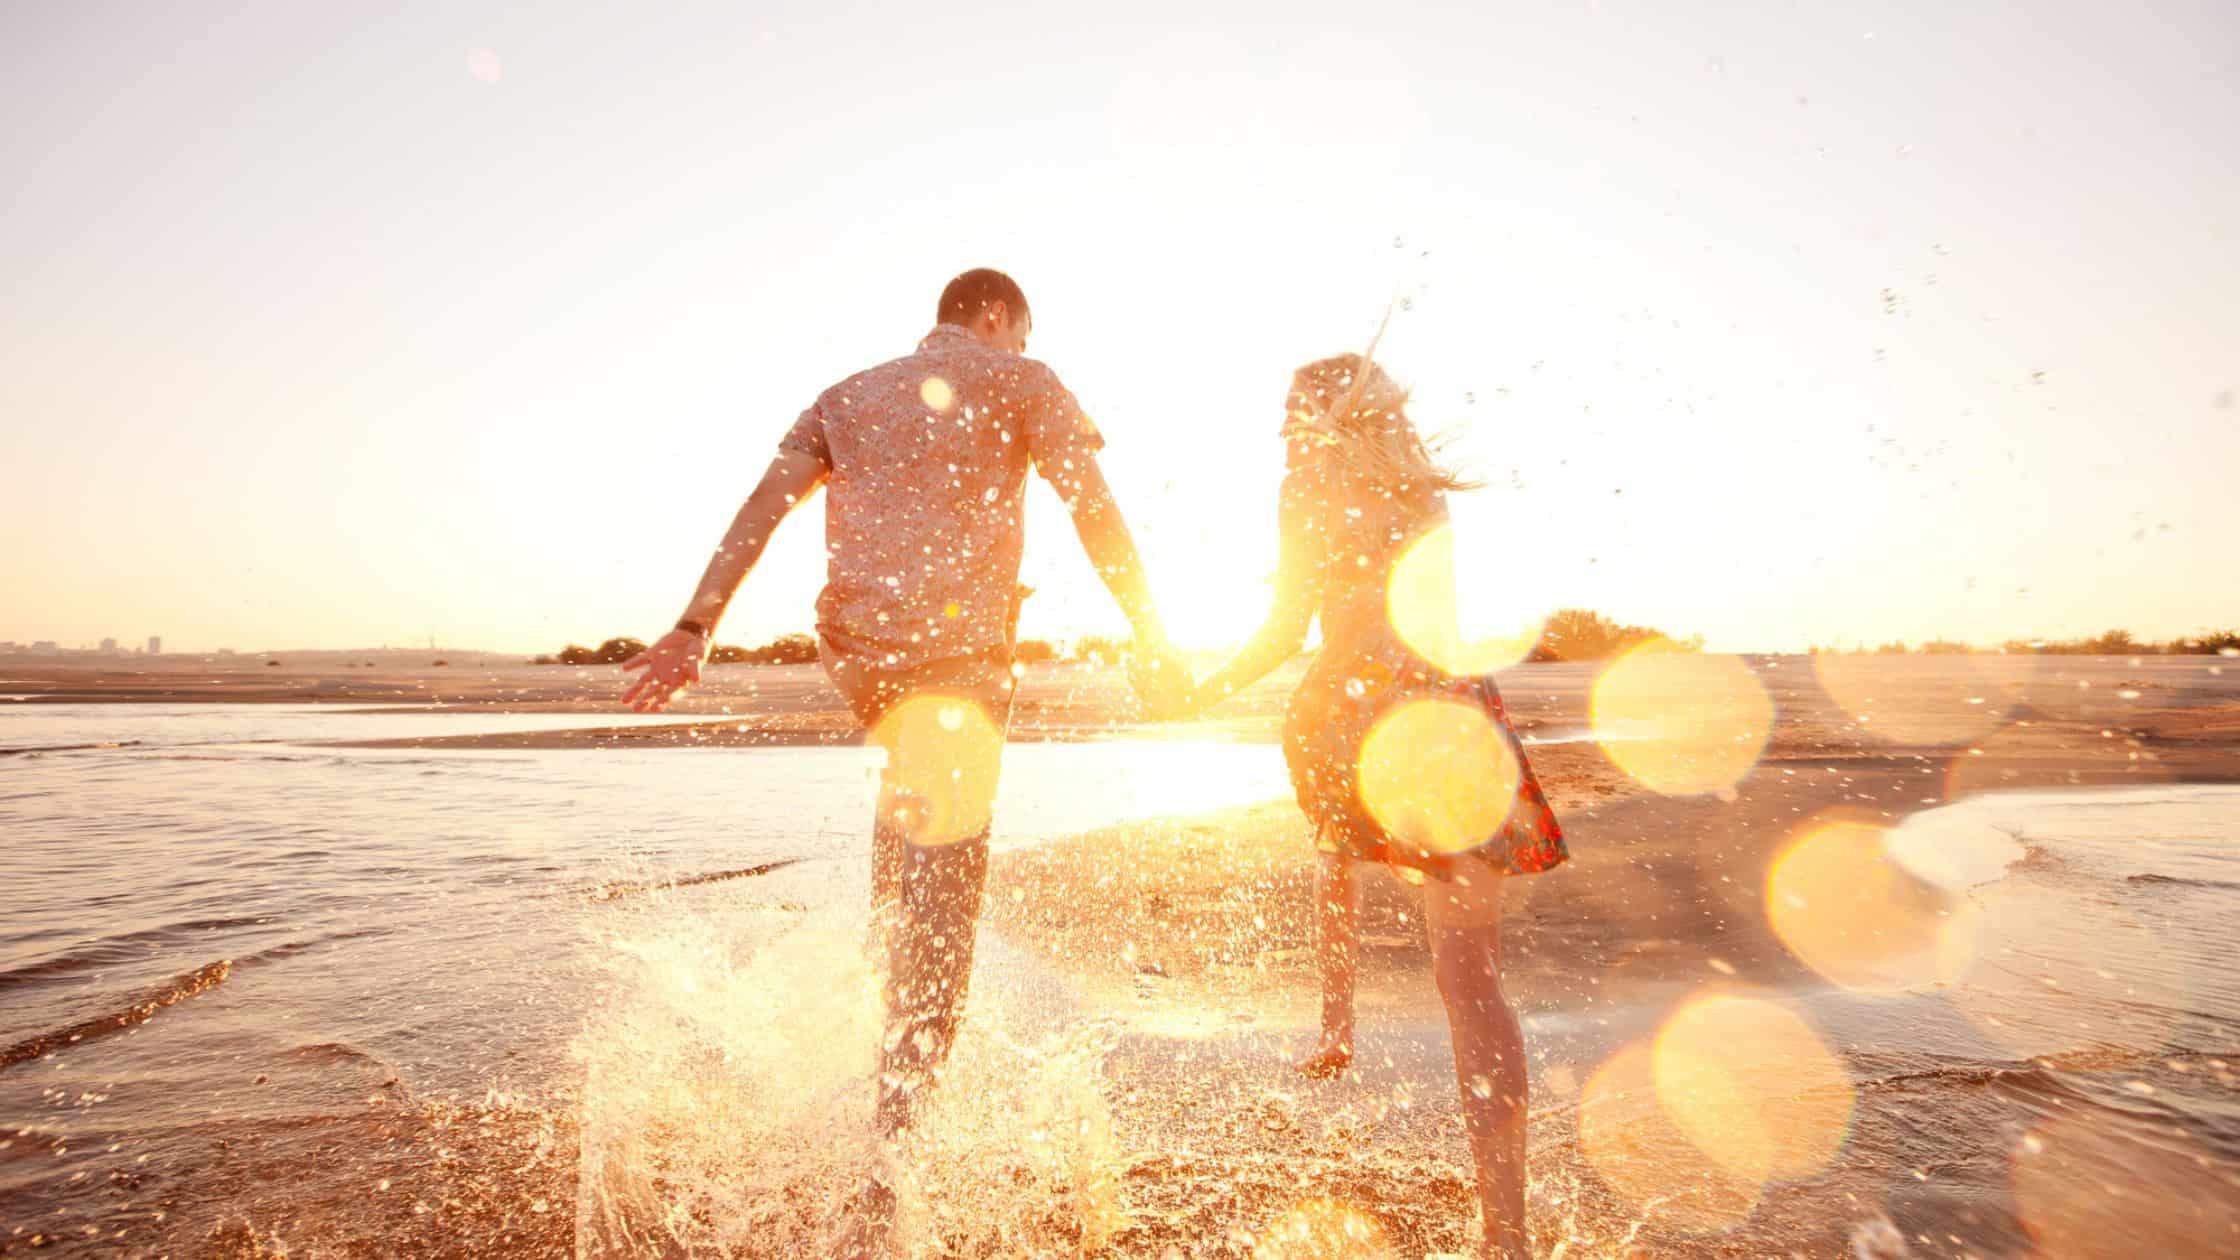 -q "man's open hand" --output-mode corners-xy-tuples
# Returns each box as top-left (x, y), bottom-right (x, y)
(620, 629), (706, 712)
